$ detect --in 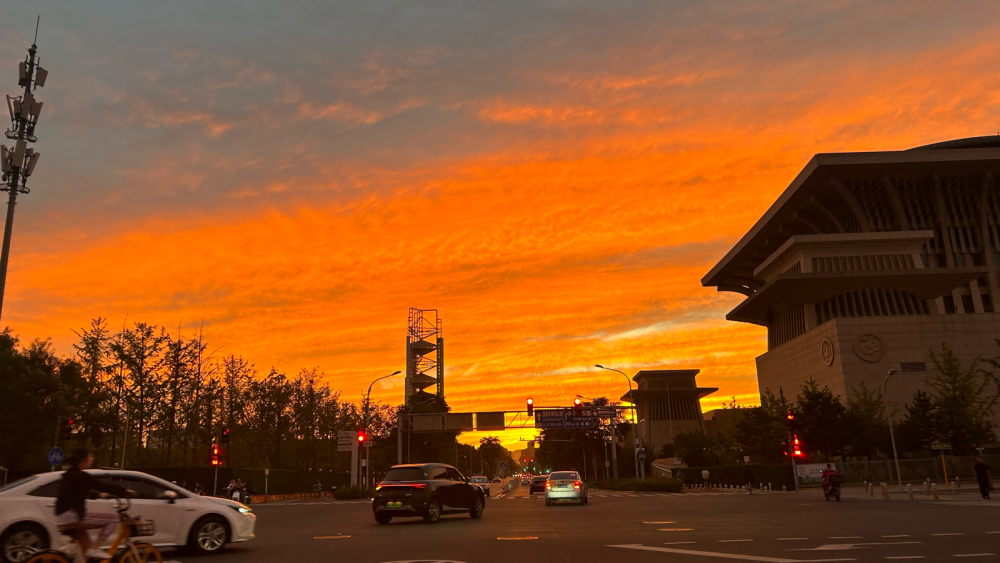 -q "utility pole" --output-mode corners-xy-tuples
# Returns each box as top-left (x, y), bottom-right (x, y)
(0, 18), (47, 322)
